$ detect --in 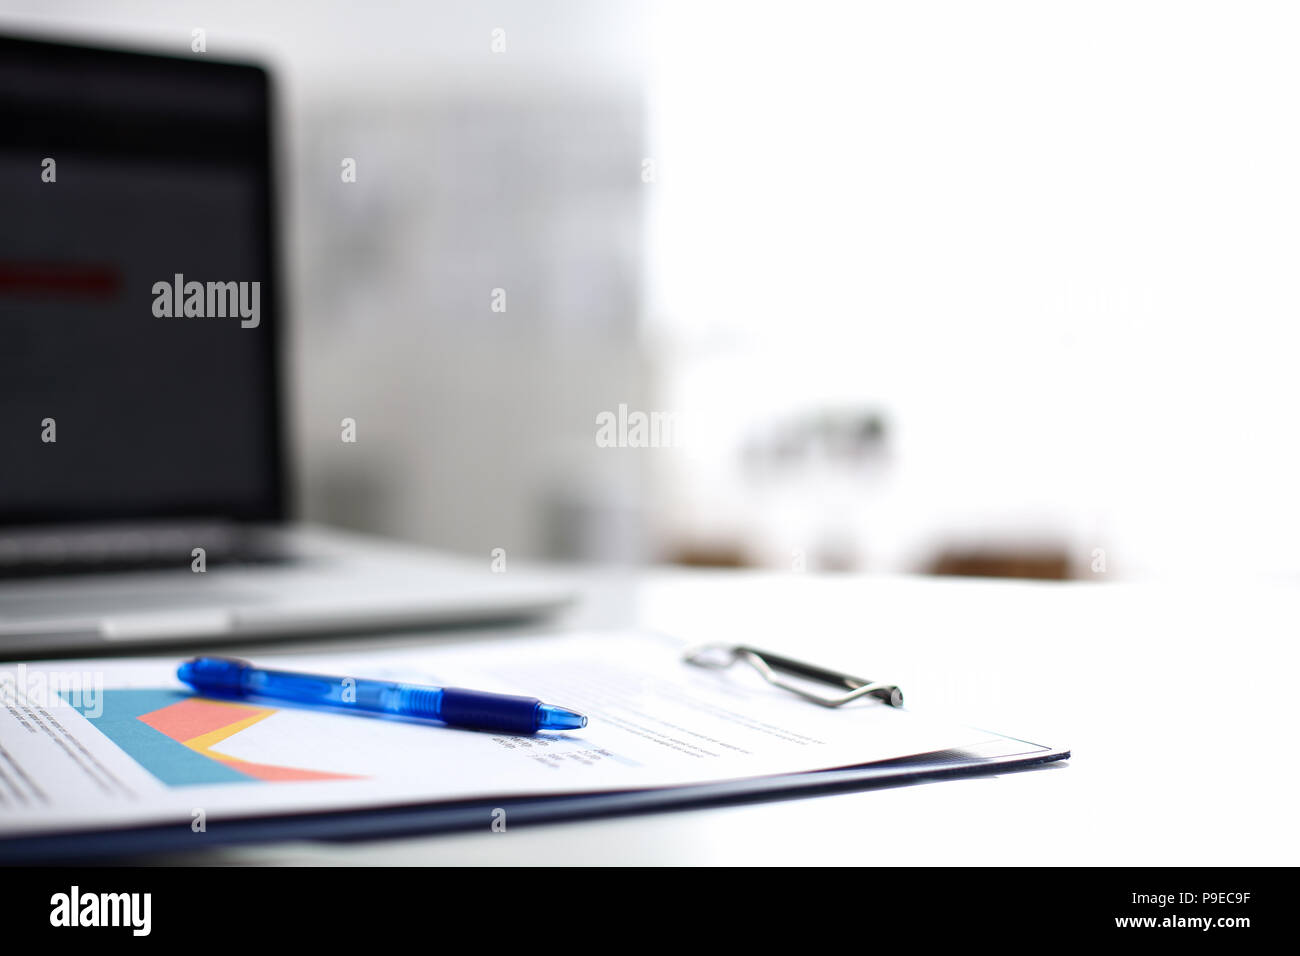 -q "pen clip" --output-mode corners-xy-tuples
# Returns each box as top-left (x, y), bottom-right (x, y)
(684, 644), (903, 708)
